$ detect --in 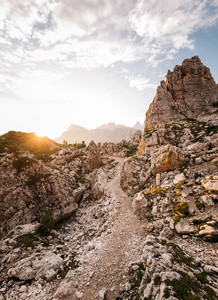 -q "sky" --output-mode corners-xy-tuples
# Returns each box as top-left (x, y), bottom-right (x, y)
(0, 0), (218, 139)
